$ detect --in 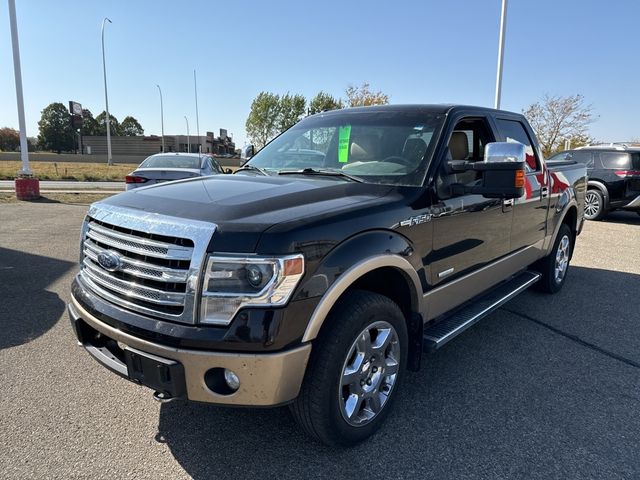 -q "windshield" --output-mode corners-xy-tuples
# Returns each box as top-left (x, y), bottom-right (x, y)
(245, 110), (445, 186)
(140, 155), (200, 169)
